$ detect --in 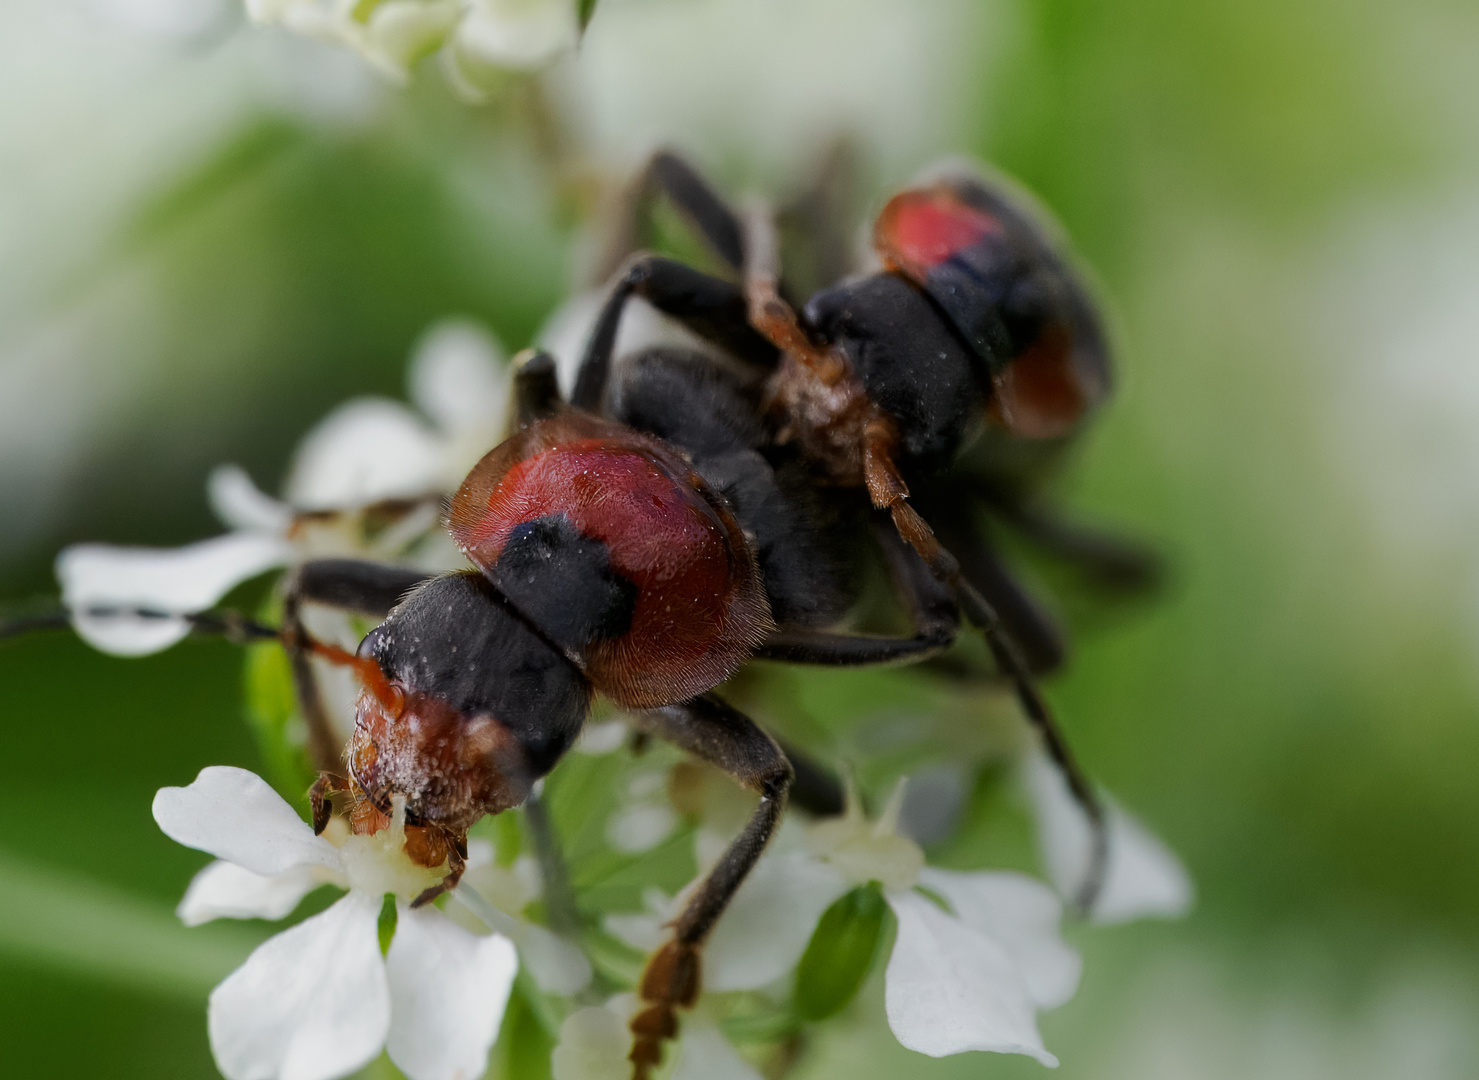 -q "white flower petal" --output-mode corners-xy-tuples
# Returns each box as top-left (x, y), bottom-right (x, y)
(285, 398), (446, 508)
(704, 852), (850, 992)
(208, 464), (294, 535)
(408, 318), (508, 436)
(178, 859), (329, 927)
(918, 868), (1080, 1010)
(456, 0), (577, 70)
(57, 532), (291, 655)
(550, 1005), (630, 1080)
(208, 890), (389, 1080)
(574, 718), (628, 755)
(154, 766), (342, 877)
(669, 1018), (763, 1080)
(606, 803), (678, 854)
(512, 920), (594, 996)
(884, 890), (1056, 1066)
(453, 886), (593, 995)
(385, 902), (517, 1080)
(1023, 751), (1194, 925)
(364, 0), (462, 78)
(602, 887), (673, 954)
